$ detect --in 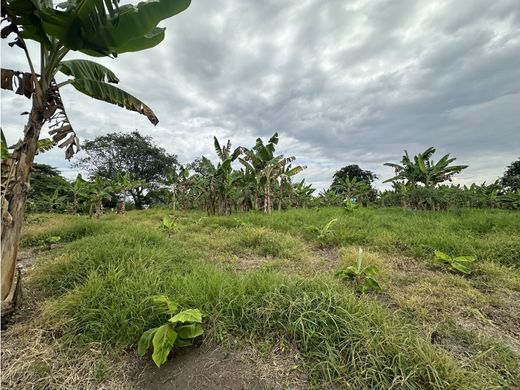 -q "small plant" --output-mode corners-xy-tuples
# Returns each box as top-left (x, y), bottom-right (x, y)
(336, 248), (382, 293)
(138, 295), (204, 367)
(308, 218), (338, 246)
(343, 199), (358, 212)
(40, 235), (61, 249)
(160, 215), (178, 236)
(433, 250), (476, 275)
